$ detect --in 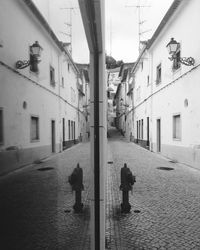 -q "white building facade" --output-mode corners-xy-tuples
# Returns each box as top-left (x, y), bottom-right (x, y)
(132, 0), (200, 169)
(115, 63), (134, 139)
(107, 67), (121, 128)
(0, 0), (86, 175)
(77, 64), (90, 142)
